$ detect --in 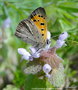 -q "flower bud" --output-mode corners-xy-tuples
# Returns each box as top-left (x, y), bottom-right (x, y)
(43, 64), (52, 73)
(59, 32), (68, 41)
